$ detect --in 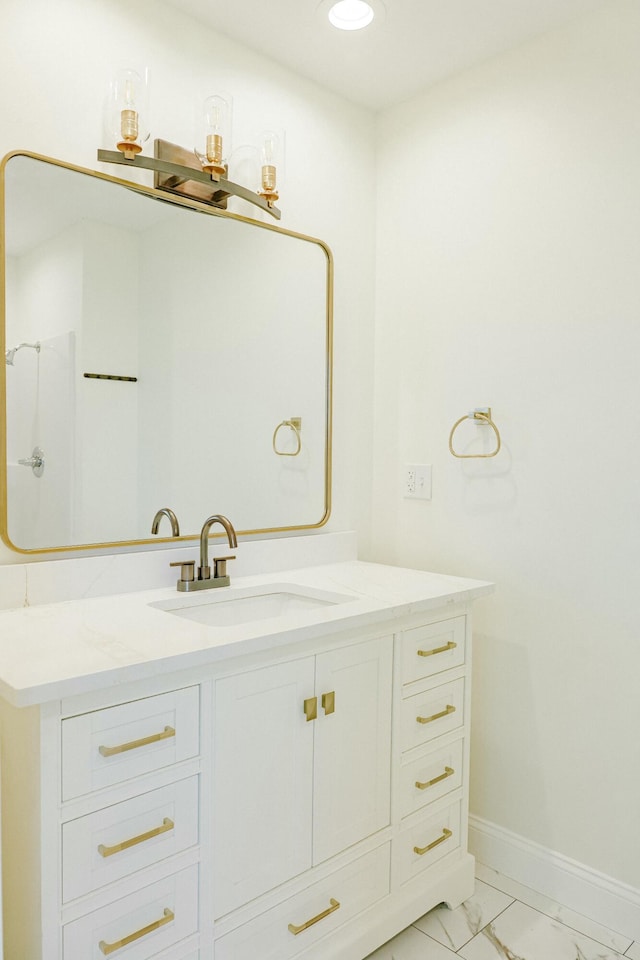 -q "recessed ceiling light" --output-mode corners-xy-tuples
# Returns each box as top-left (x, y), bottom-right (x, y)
(328, 0), (374, 31)
(316, 0), (386, 34)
